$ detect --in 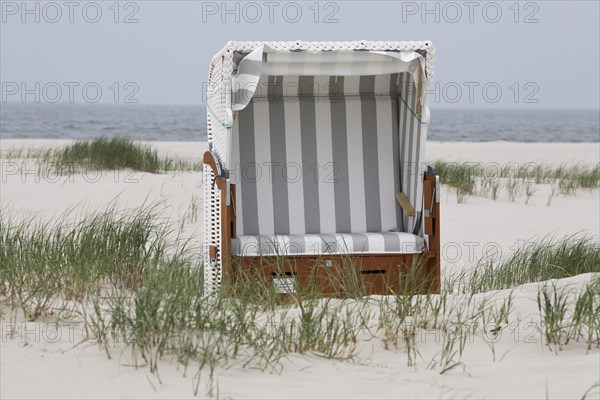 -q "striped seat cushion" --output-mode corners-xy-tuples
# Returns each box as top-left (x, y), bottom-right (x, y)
(232, 232), (425, 257)
(230, 72), (424, 237)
